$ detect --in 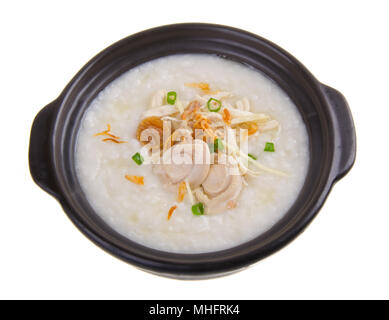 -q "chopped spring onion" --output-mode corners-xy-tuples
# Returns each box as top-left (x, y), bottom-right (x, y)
(167, 91), (177, 105)
(214, 138), (224, 152)
(167, 205), (177, 220)
(207, 98), (222, 112)
(132, 152), (144, 165)
(192, 202), (205, 216)
(248, 153), (257, 160)
(176, 100), (184, 114)
(264, 142), (275, 152)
